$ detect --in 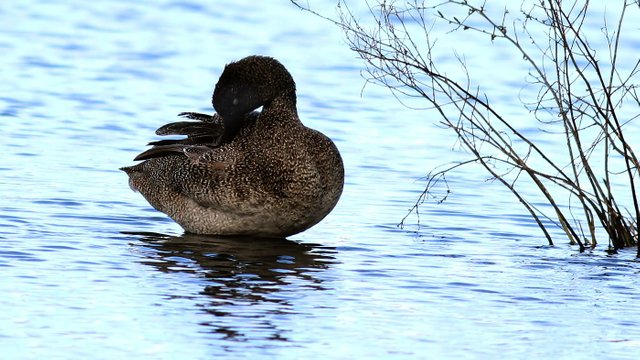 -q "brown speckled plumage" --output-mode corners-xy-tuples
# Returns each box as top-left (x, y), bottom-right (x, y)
(121, 56), (344, 237)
